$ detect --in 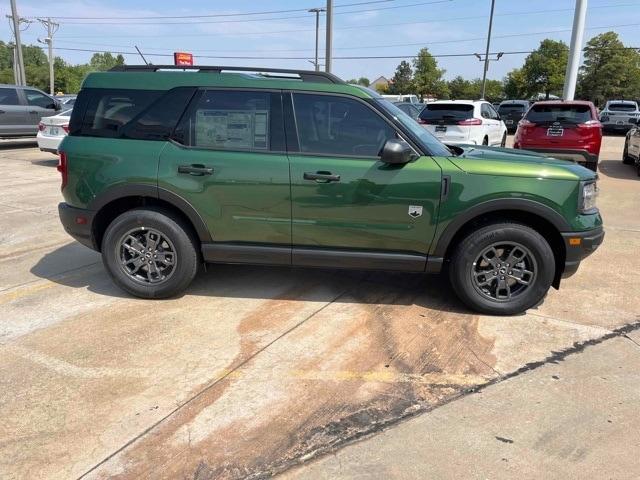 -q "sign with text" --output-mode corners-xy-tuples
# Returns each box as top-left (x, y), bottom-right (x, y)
(174, 52), (194, 66)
